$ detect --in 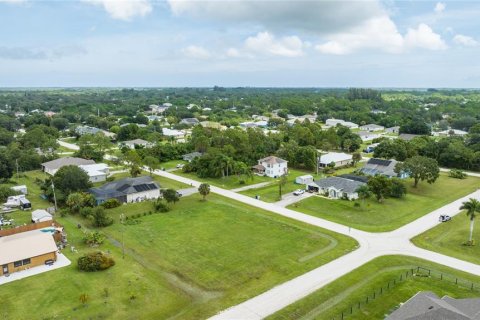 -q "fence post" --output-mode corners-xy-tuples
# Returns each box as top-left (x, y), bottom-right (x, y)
(366, 296), (368, 304)
(428, 269), (431, 276)
(400, 275), (402, 281)
(380, 287), (383, 294)
(417, 266), (420, 272)
(341, 311), (344, 320)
